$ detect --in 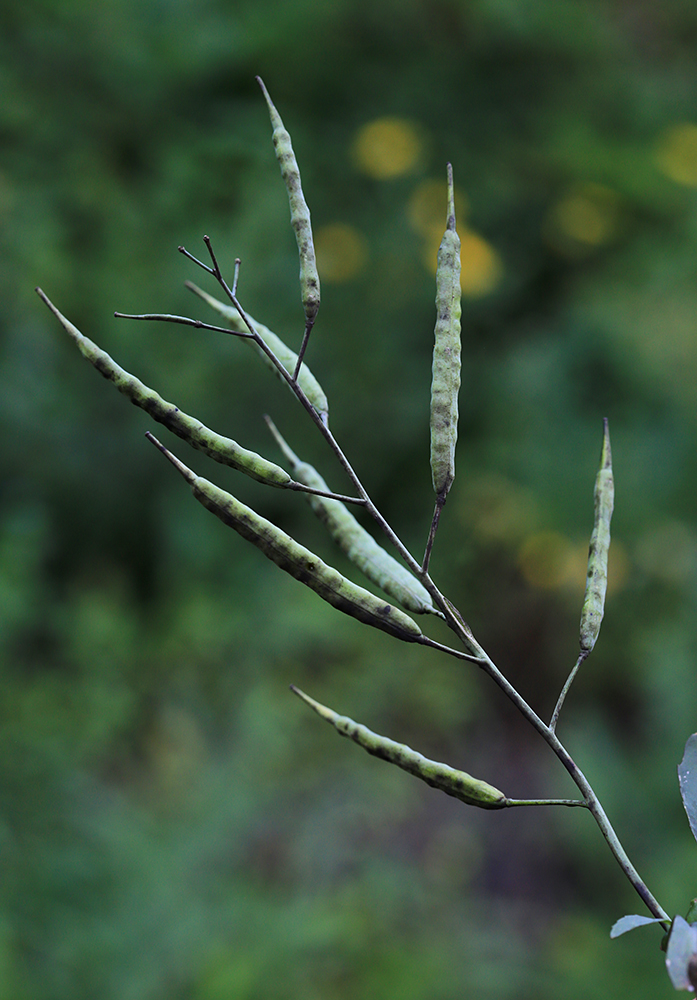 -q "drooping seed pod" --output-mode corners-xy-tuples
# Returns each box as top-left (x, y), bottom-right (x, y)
(257, 77), (320, 335)
(266, 418), (440, 616)
(186, 281), (329, 425)
(36, 289), (292, 487)
(291, 686), (507, 809)
(146, 433), (424, 644)
(430, 163), (462, 501)
(579, 418), (614, 652)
